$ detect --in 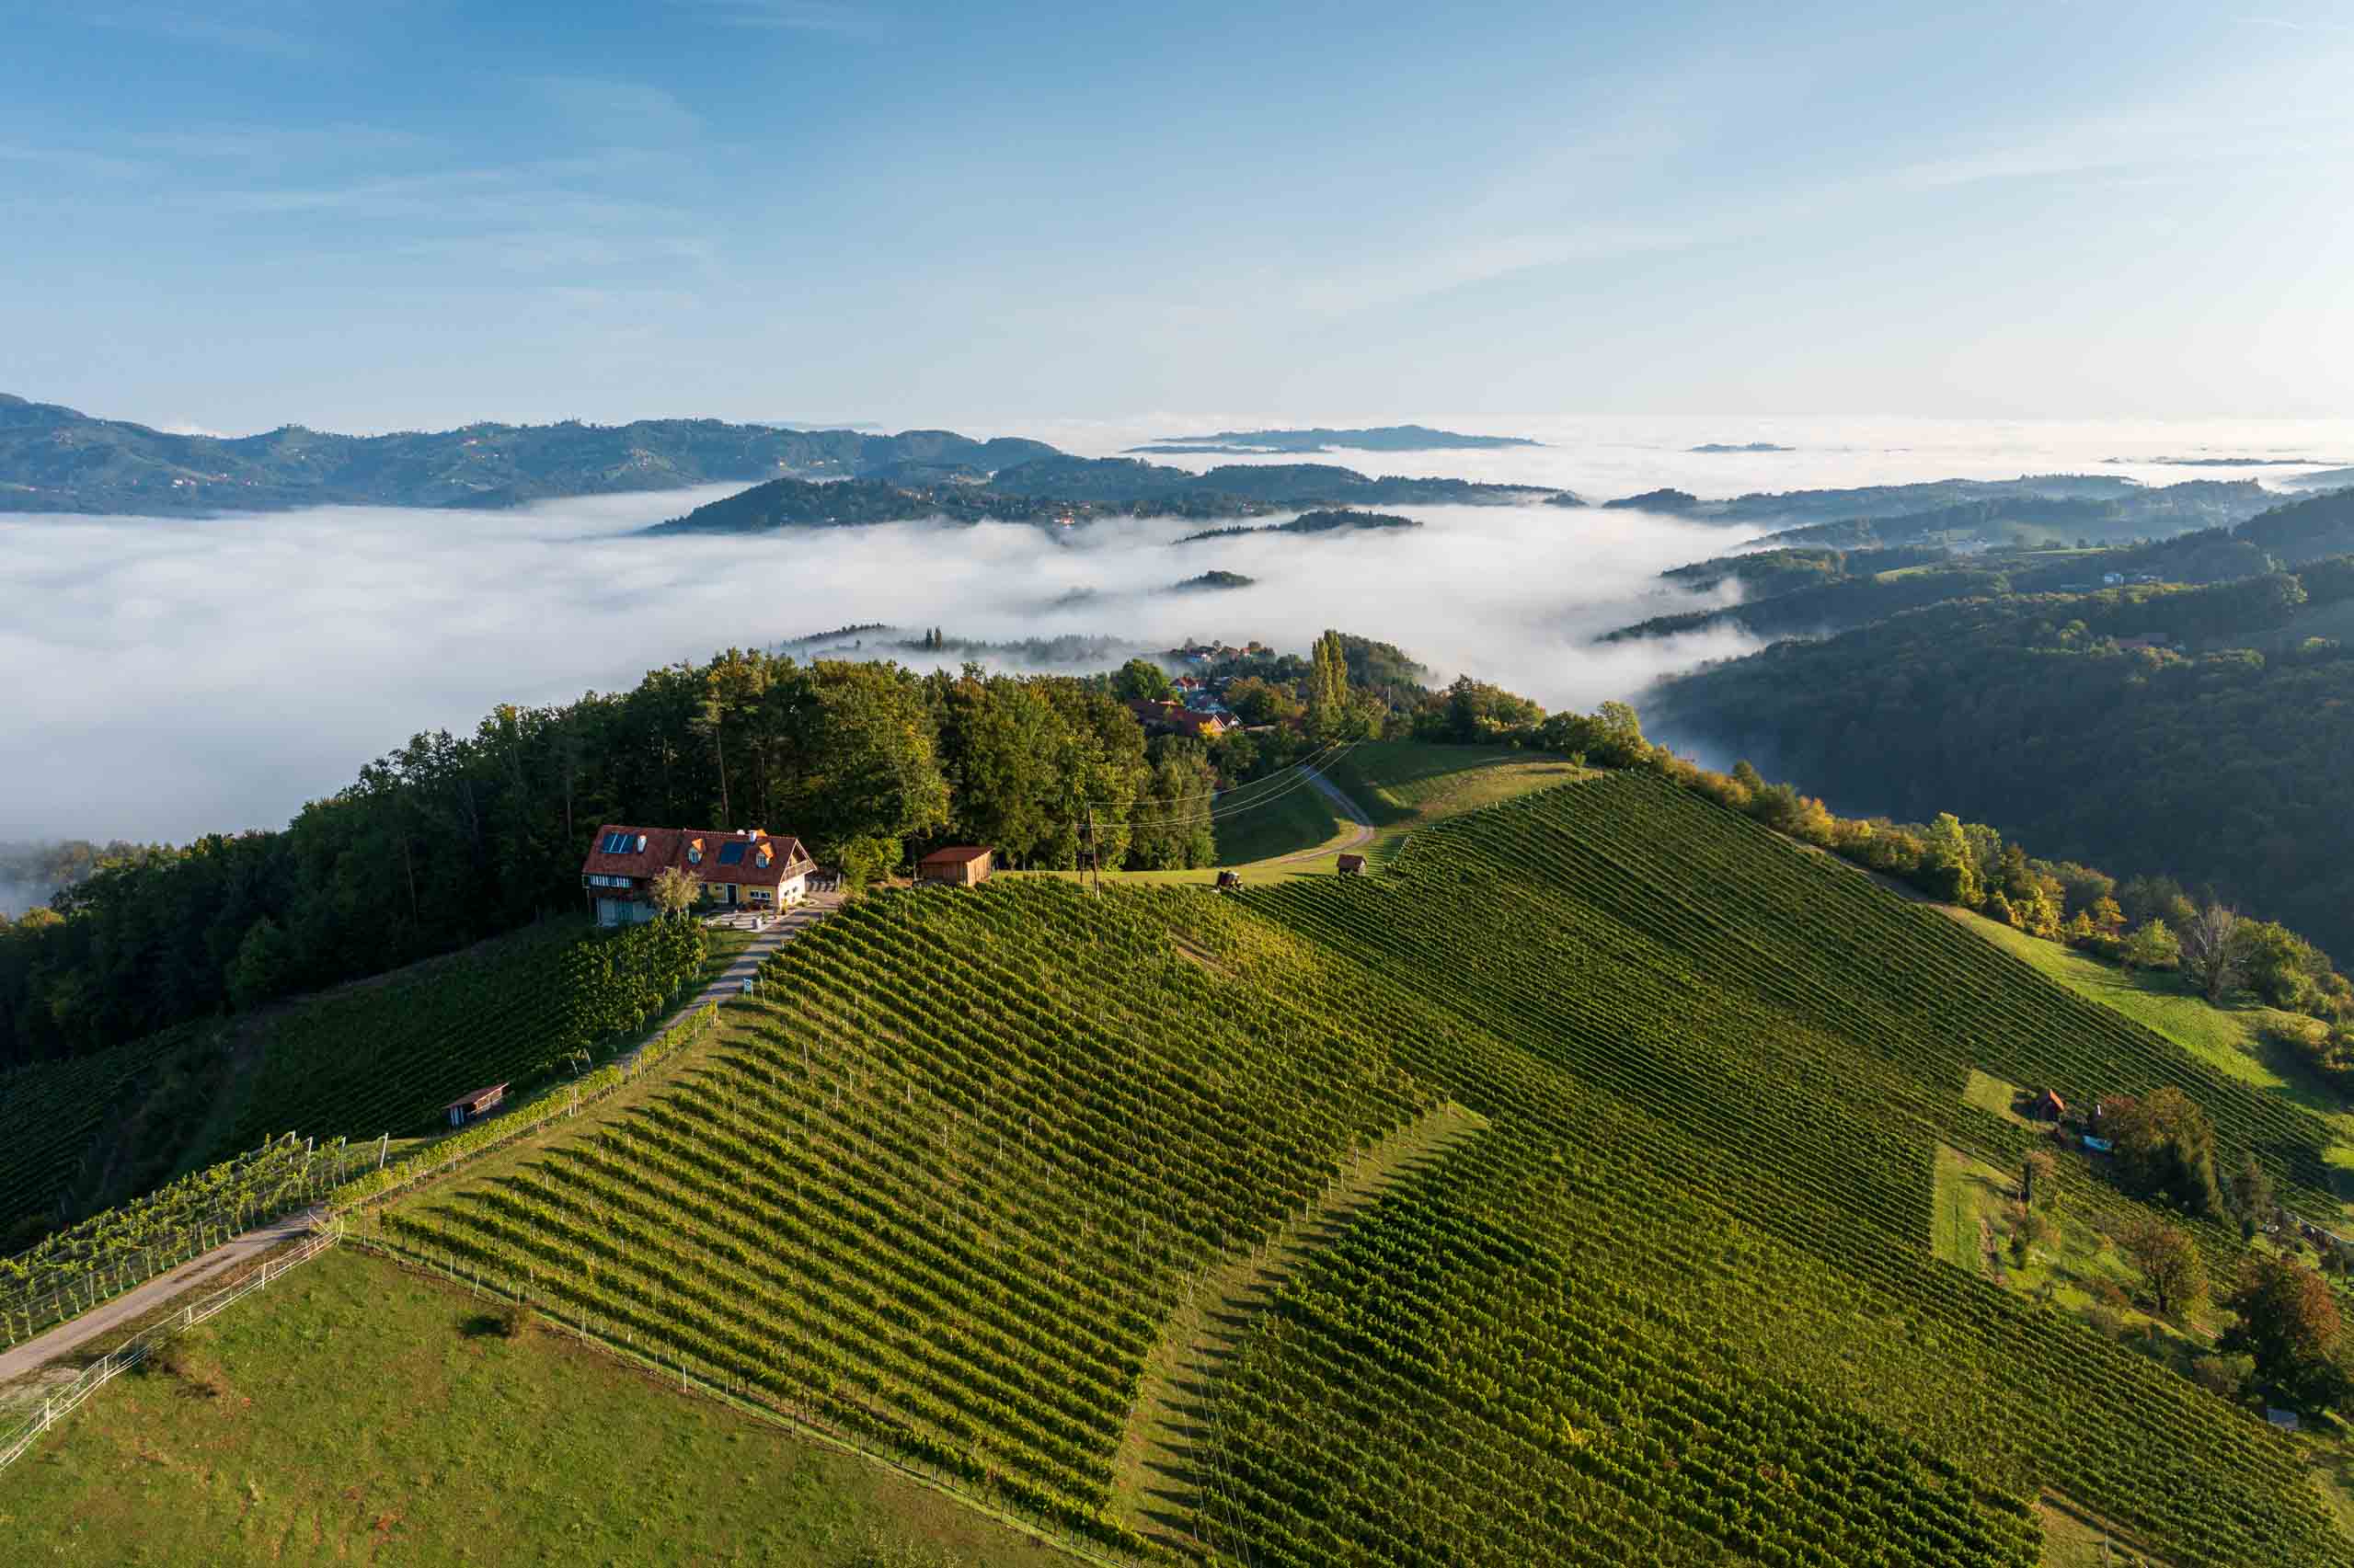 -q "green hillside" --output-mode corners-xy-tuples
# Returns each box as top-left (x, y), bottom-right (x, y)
(10, 773), (2354, 1563)
(0, 1245), (1062, 1566)
(316, 775), (2346, 1564)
